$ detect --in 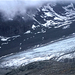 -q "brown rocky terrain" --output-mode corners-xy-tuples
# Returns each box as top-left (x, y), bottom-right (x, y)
(3, 59), (75, 75)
